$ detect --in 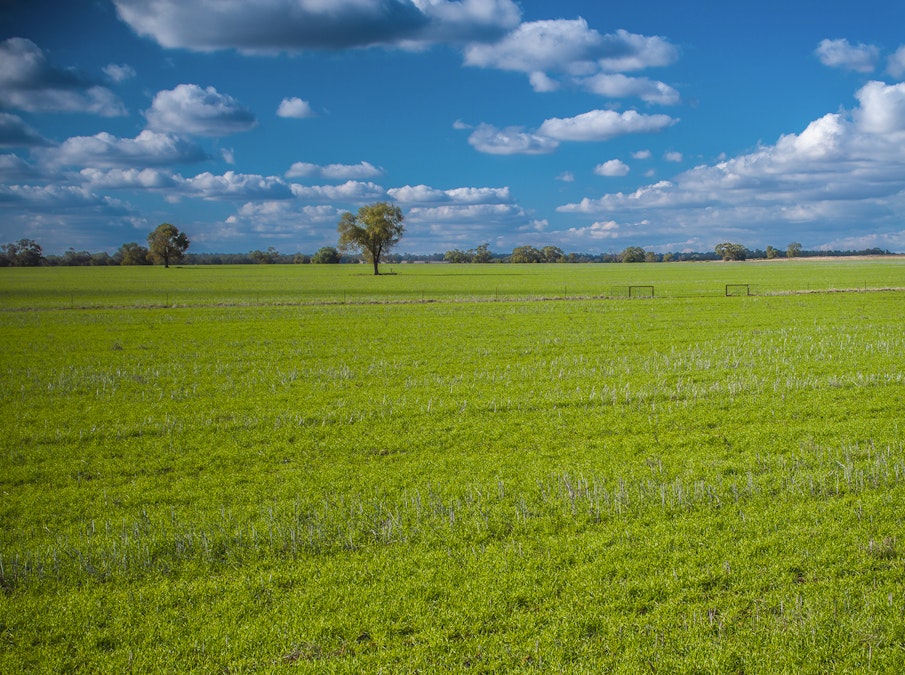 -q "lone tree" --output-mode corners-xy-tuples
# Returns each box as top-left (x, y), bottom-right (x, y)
(147, 223), (189, 268)
(337, 202), (404, 275)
